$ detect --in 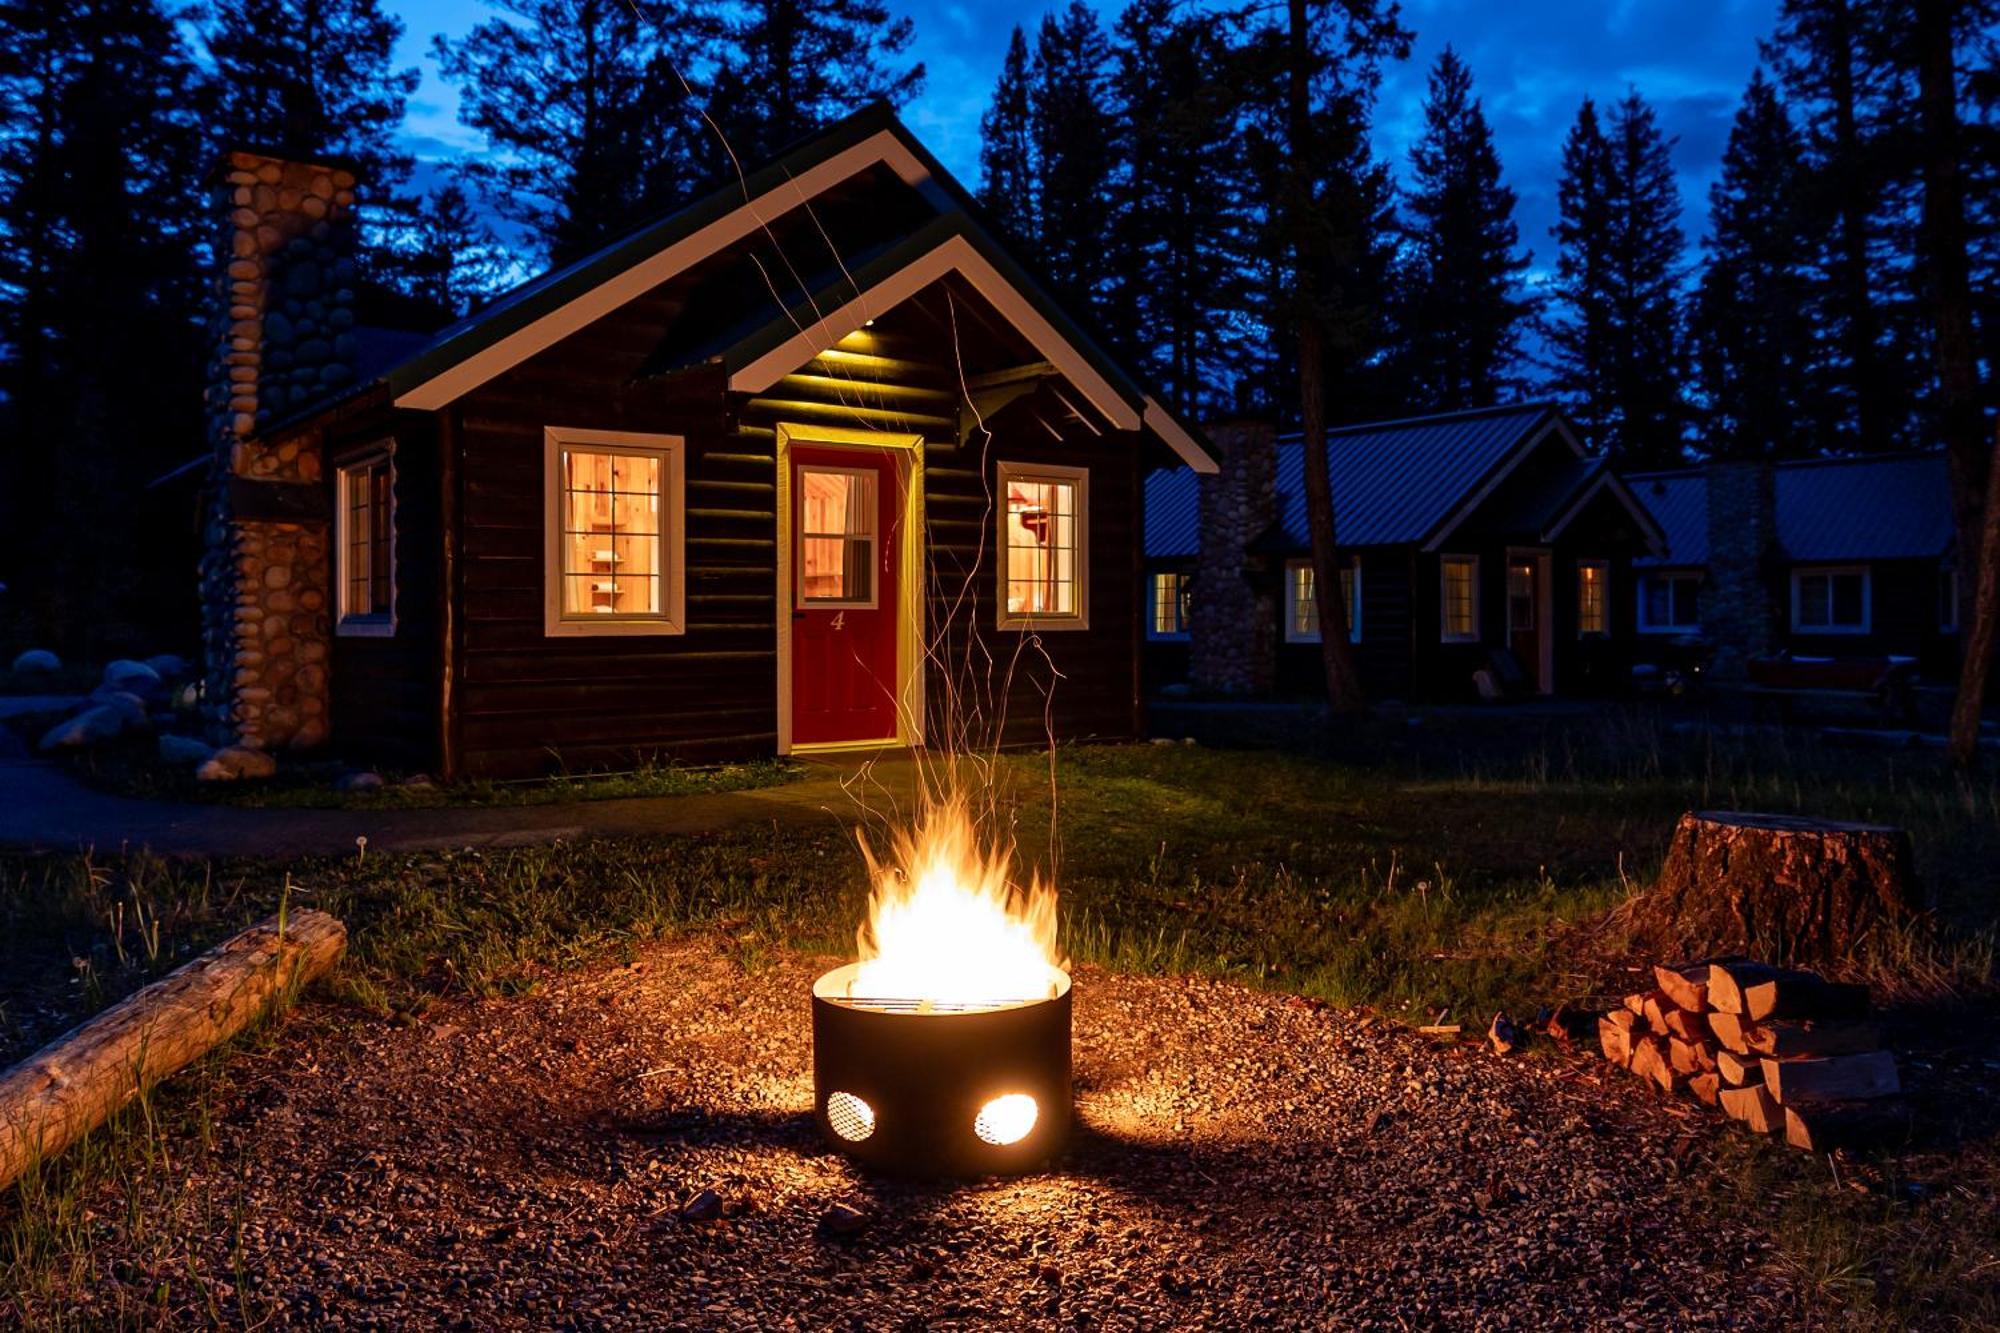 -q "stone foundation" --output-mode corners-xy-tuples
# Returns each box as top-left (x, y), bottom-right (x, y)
(200, 152), (357, 751)
(1190, 420), (1278, 695)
